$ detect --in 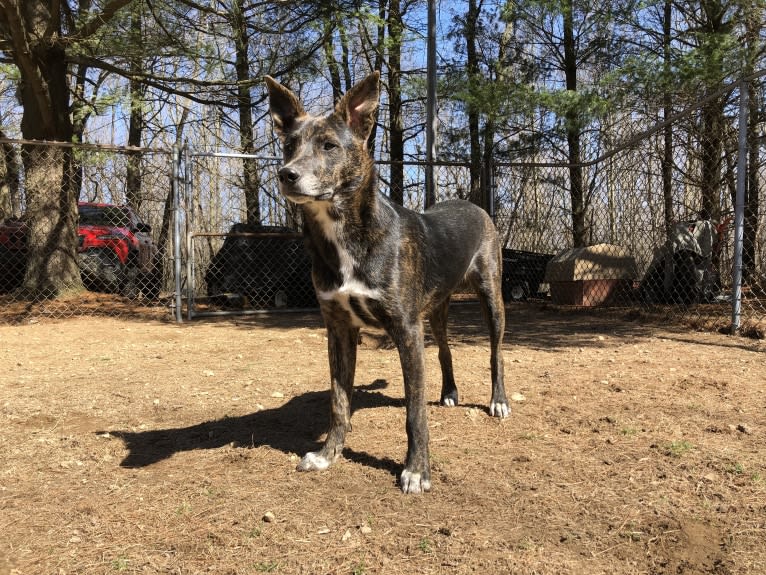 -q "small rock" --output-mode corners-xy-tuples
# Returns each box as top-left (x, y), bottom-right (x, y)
(341, 529), (352, 542)
(360, 525), (372, 535)
(270, 391), (284, 399)
(511, 392), (526, 402)
(262, 511), (276, 523)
